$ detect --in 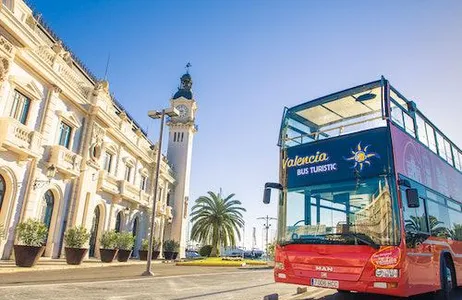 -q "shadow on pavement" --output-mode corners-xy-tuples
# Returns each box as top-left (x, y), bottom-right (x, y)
(302, 289), (462, 300)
